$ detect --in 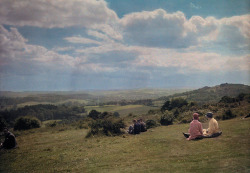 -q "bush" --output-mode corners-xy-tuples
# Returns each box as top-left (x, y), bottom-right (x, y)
(88, 110), (101, 120)
(113, 112), (120, 117)
(161, 98), (188, 112)
(160, 111), (175, 125)
(14, 116), (41, 131)
(146, 120), (157, 129)
(86, 117), (125, 137)
(219, 96), (237, 103)
(0, 116), (8, 131)
(222, 109), (236, 120)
